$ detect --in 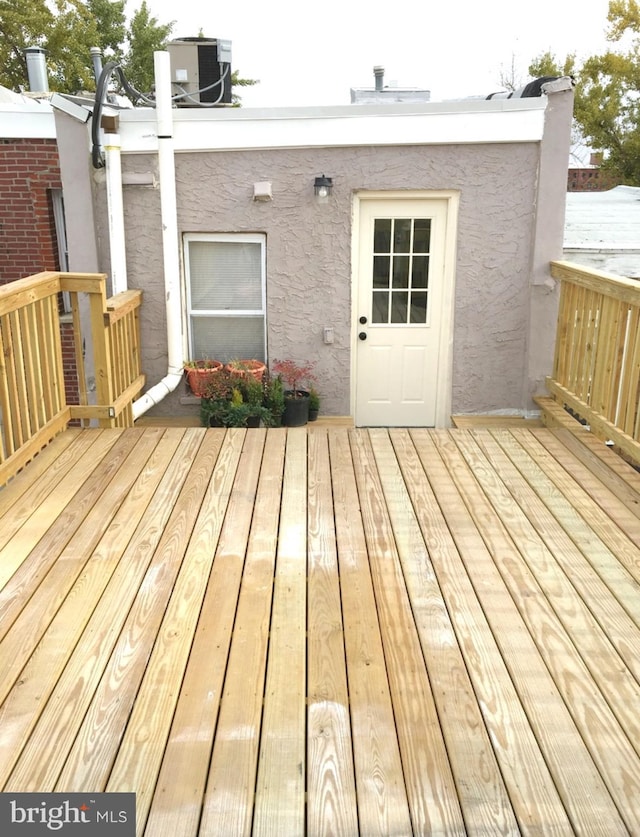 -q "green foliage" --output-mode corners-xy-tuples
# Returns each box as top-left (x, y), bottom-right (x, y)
(0, 0), (256, 103)
(529, 1), (640, 184)
(309, 386), (320, 412)
(0, 0), (100, 92)
(120, 1), (173, 93)
(231, 69), (258, 105)
(86, 0), (126, 59)
(263, 374), (285, 425)
(200, 366), (275, 427)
